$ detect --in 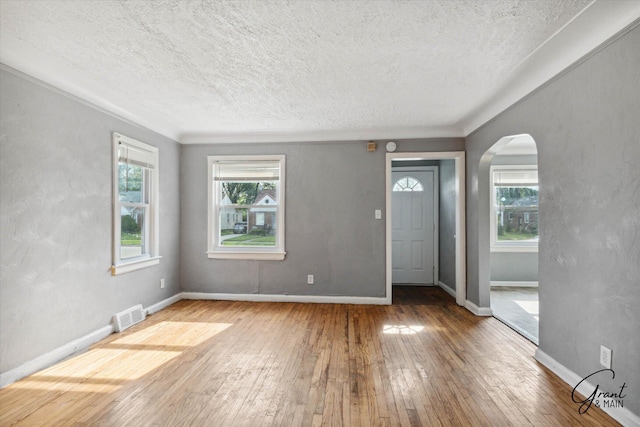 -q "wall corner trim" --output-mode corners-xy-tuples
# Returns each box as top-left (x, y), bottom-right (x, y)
(465, 300), (493, 316)
(181, 292), (390, 305)
(535, 349), (640, 427)
(146, 293), (183, 315)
